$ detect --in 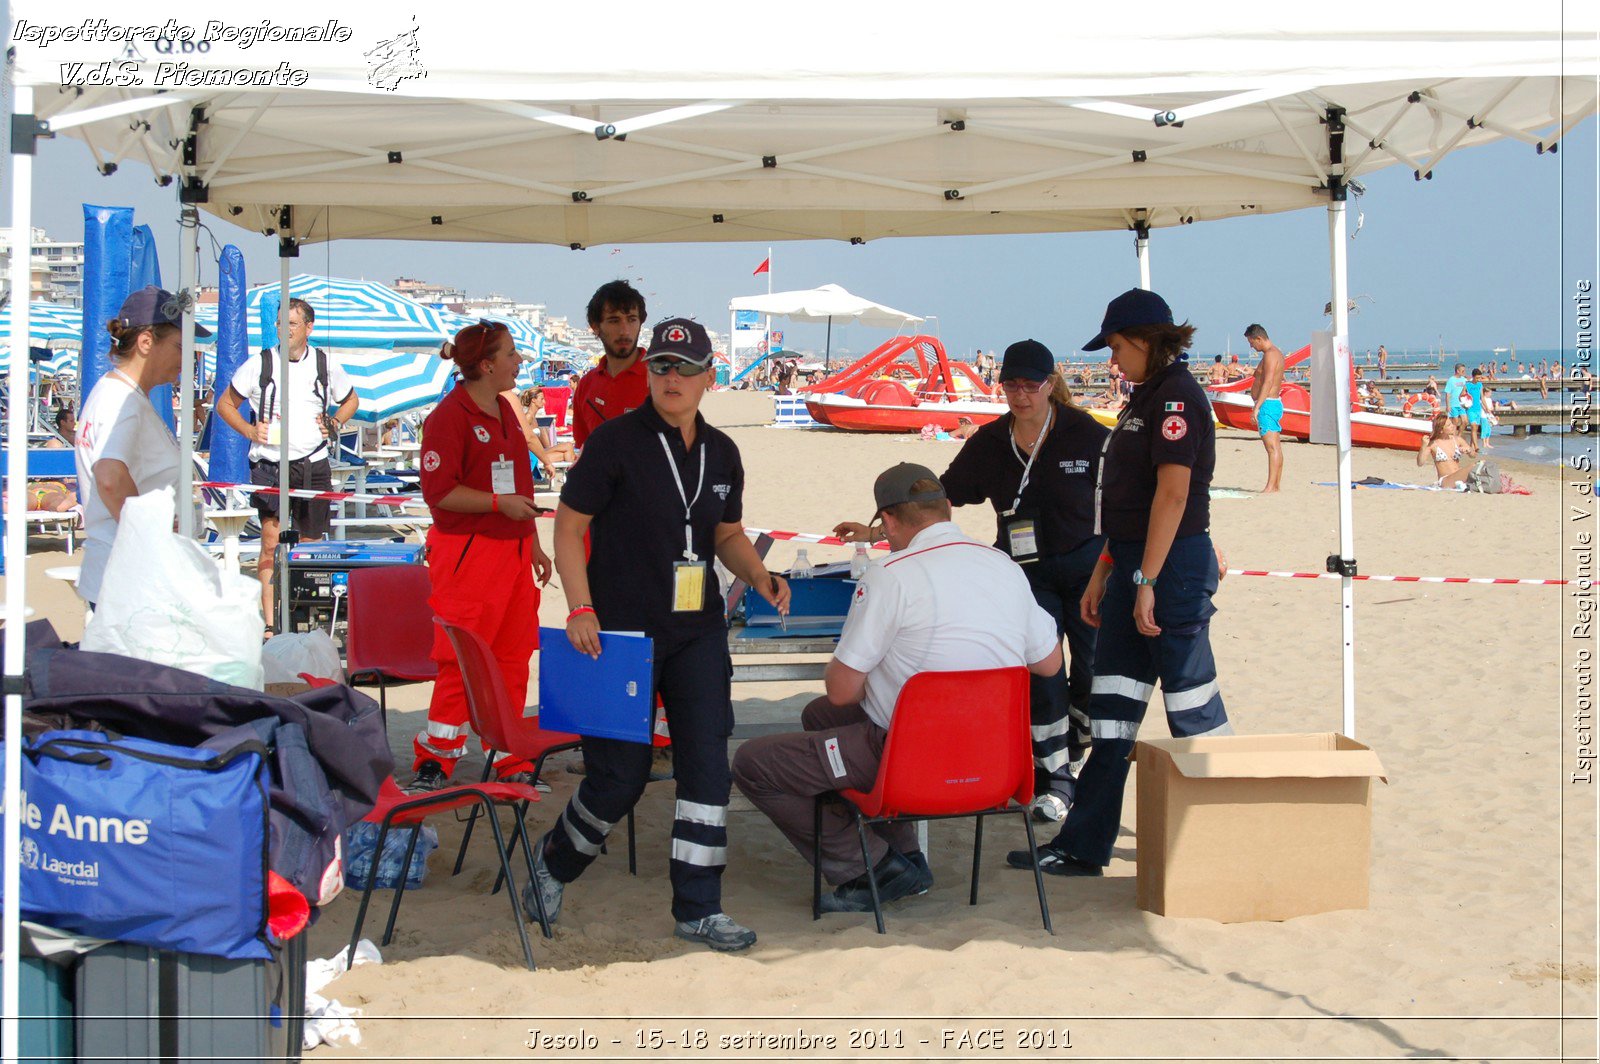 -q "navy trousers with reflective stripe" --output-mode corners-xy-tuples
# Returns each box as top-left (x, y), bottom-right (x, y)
(1023, 537), (1102, 800)
(1048, 533), (1230, 867)
(543, 626), (734, 922)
